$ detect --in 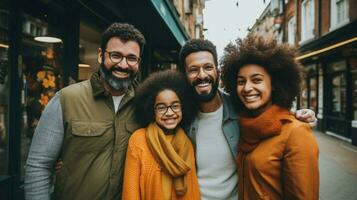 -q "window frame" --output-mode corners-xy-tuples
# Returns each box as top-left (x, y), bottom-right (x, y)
(300, 0), (315, 42)
(330, 0), (349, 31)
